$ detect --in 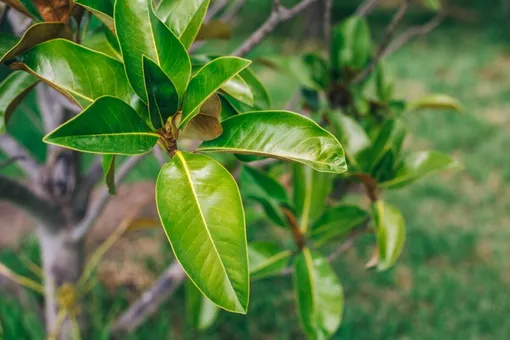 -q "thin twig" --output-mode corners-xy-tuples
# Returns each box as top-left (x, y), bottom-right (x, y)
(111, 261), (185, 335)
(384, 12), (445, 57)
(0, 134), (40, 183)
(71, 155), (145, 241)
(355, 0), (381, 17)
(232, 0), (320, 57)
(352, 0), (411, 84)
